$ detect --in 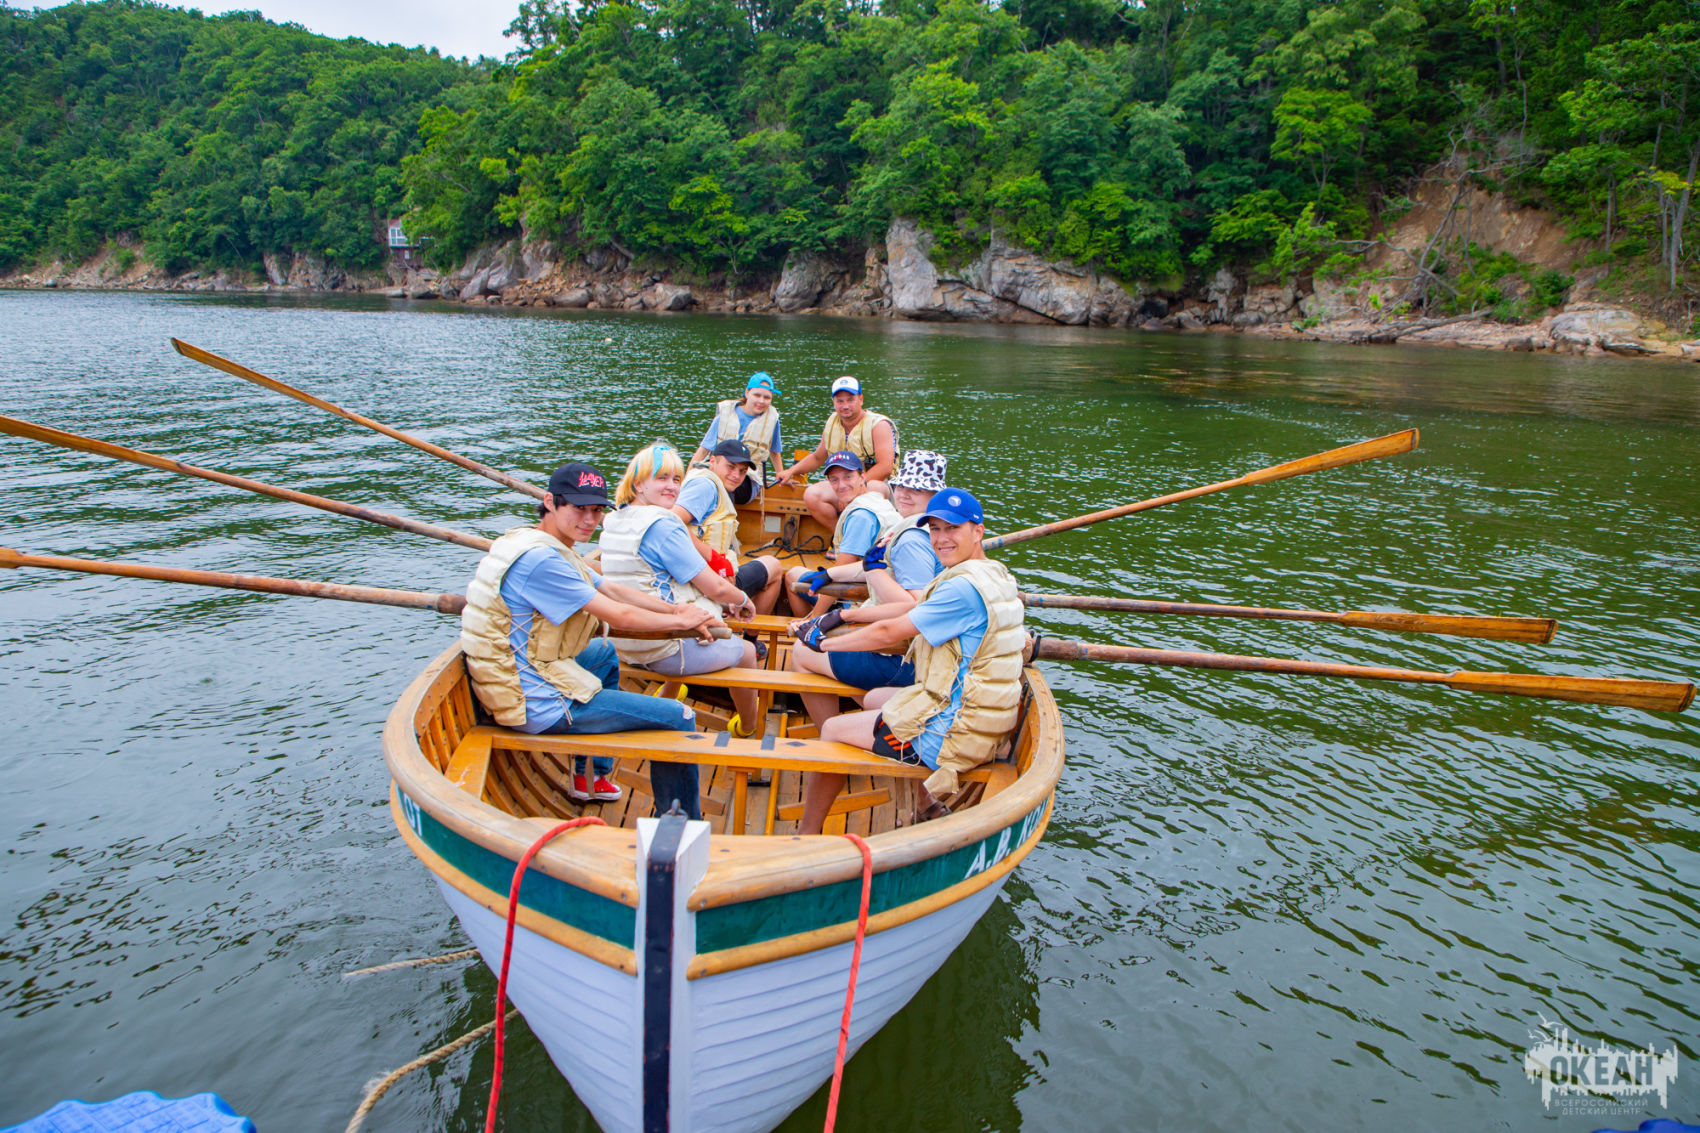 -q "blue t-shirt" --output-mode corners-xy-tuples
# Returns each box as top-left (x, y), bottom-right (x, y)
(701, 407), (780, 464)
(675, 476), (720, 526)
(902, 576), (989, 768)
(499, 546), (603, 733)
(837, 507), (882, 558)
(886, 524), (943, 591)
(638, 516), (709, 600)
